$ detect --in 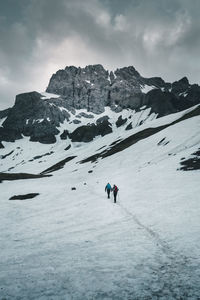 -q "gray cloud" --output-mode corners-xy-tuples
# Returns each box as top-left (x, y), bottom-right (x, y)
(0, 0), (200, 109)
